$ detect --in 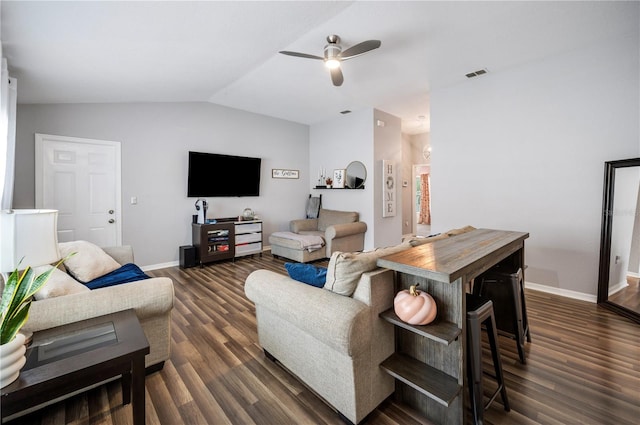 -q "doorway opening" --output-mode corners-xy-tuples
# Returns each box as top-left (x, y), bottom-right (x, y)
(413, 164), (431, 236)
